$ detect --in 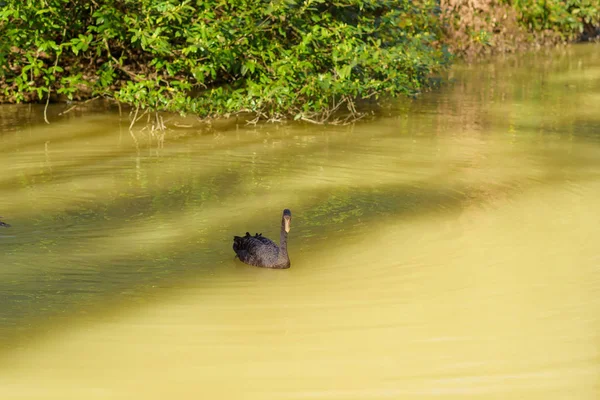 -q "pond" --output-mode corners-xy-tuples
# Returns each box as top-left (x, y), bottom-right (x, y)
(0, 44), (599, 399)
